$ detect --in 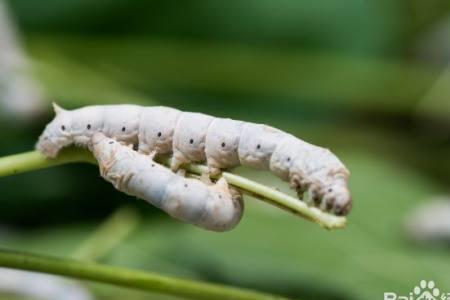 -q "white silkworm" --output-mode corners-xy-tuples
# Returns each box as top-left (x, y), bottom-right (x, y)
(89, 133), (243, 231)
(37, 103), (351, 216)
